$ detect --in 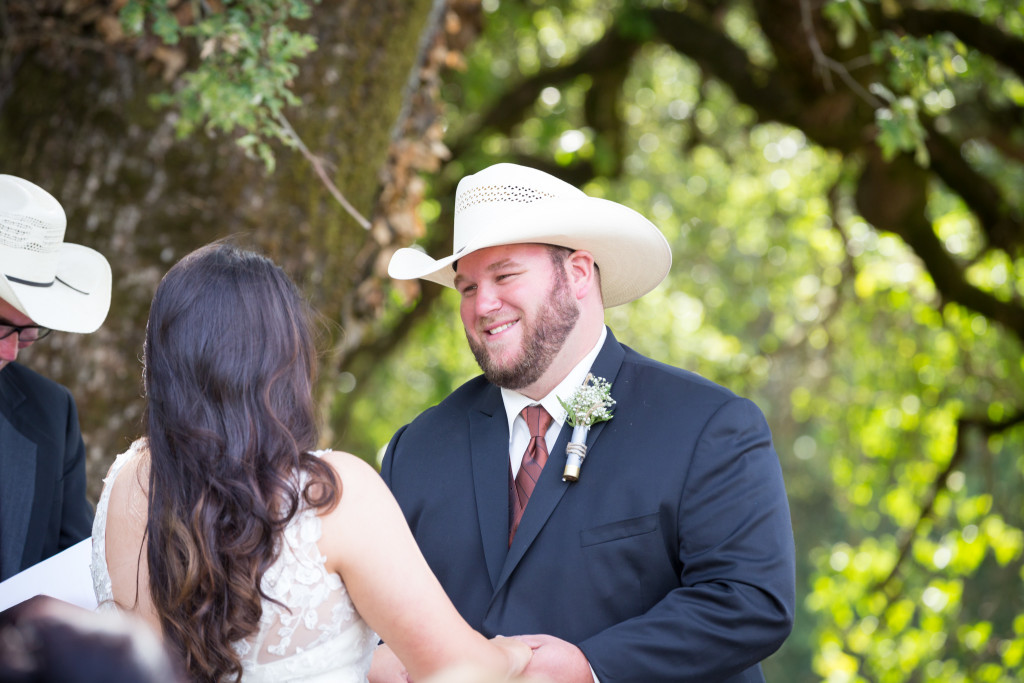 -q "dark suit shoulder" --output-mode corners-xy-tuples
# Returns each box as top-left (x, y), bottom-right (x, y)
(383, 373), (496, 482)
(405, 373), (495, 426)
(0, 362), (75, 415)
(617, 344), (739, 403)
